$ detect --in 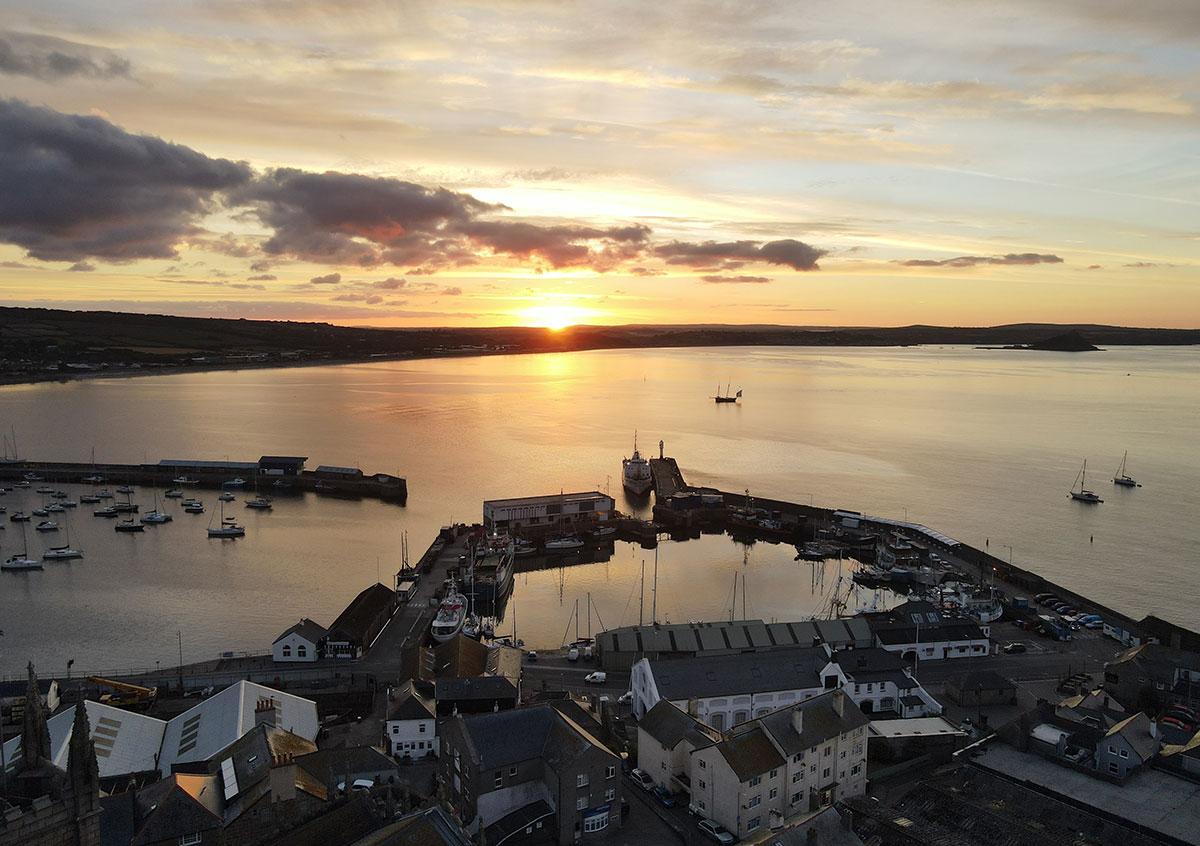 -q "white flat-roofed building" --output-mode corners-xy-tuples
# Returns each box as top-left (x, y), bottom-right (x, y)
(483, 491), (615, 534)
